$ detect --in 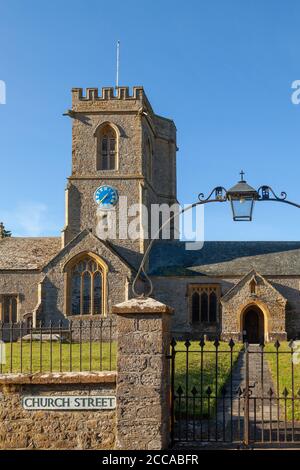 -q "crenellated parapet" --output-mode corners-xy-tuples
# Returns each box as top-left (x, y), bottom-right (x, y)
(69, 84), (175, 141)
(71, 85), (154, 115)
(72, 86), (145, 103)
